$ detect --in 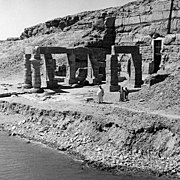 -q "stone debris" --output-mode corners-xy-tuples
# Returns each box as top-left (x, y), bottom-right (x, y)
(1, 100), (180, 179)
(131, 72), (180, 114)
